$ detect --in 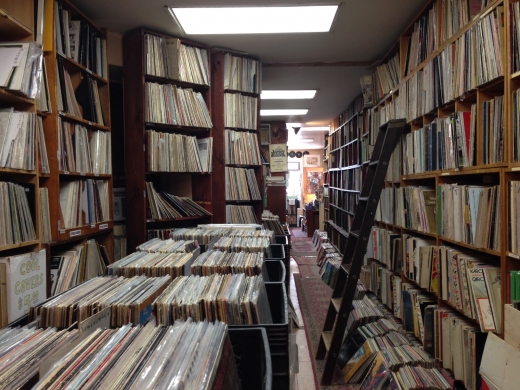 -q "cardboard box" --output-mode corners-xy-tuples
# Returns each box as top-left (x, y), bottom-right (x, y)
(0, 250), (46, 323)
(504, 304), (520, 352)
(480, 332), (520, 390)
